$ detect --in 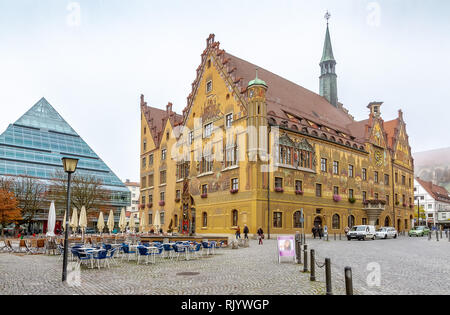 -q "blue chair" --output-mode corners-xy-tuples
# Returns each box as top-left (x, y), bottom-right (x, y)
(93, 250), (109, 269)
(107, 247), (119, 265)
(163, 244), (175, 259)
(72, 248), (94, 268)
(202, 242), (213, 256)
(121, 244), (136, 261)
(103, 244), (112, 251)
(172, 244), (187, 261)
(189, 243), (202, 259)
(137, 246), (150, 265)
